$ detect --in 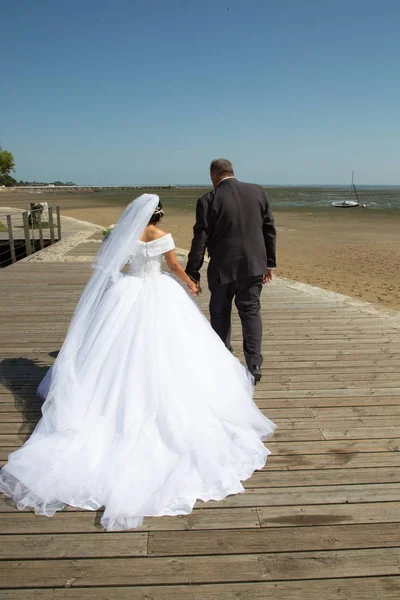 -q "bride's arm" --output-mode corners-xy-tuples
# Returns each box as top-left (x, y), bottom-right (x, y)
(164, 250), (199, 295)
